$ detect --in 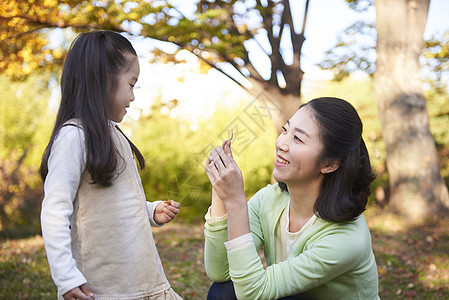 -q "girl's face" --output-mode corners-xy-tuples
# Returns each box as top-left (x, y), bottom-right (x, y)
(110, 53), (140, 123)
(273, 106), (326, 187)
